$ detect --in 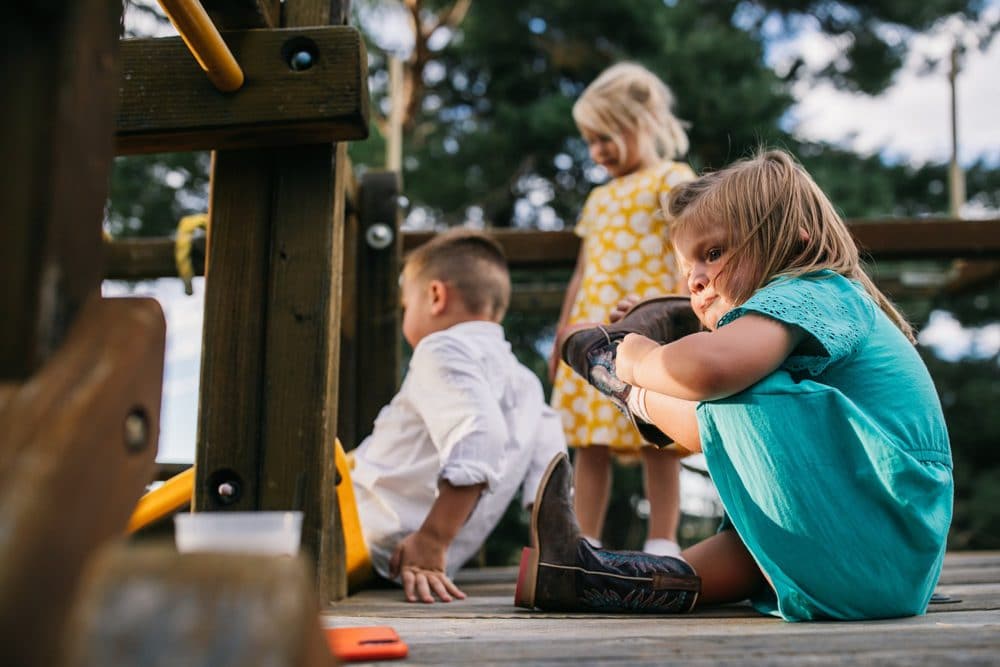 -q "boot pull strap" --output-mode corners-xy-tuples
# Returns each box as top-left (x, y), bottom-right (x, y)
(652, 572), (701, 592)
